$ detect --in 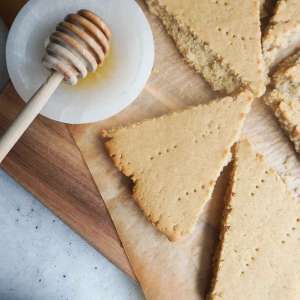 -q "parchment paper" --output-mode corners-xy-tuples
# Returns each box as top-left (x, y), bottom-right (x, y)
(69, 1), (300, 299)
